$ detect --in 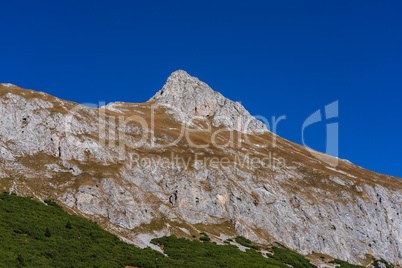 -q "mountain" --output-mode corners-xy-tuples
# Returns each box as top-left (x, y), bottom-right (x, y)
(0, 71), (400, 266)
